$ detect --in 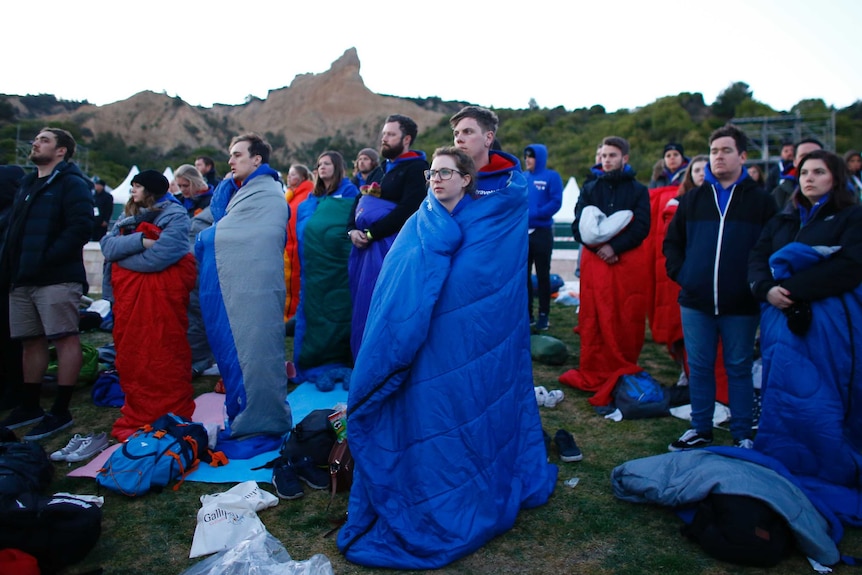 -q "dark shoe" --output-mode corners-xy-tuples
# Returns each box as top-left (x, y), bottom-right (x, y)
(273, 458), (304, 500)
(293, 456), (330, 490)
(554, 429), (583, 462)
(23, 411), (72, 440)
(542, 429), (551, 457)
(668, 429), (713, 452)
(0, 406), (45, 430)
(536, 313), (550, 332)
